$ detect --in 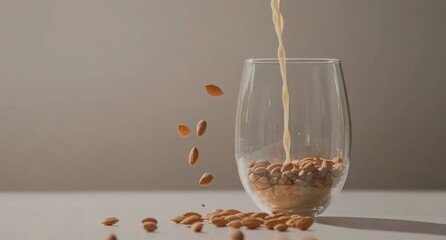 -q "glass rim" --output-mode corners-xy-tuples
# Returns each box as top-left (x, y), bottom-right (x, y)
(245, 58), (340, 64)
